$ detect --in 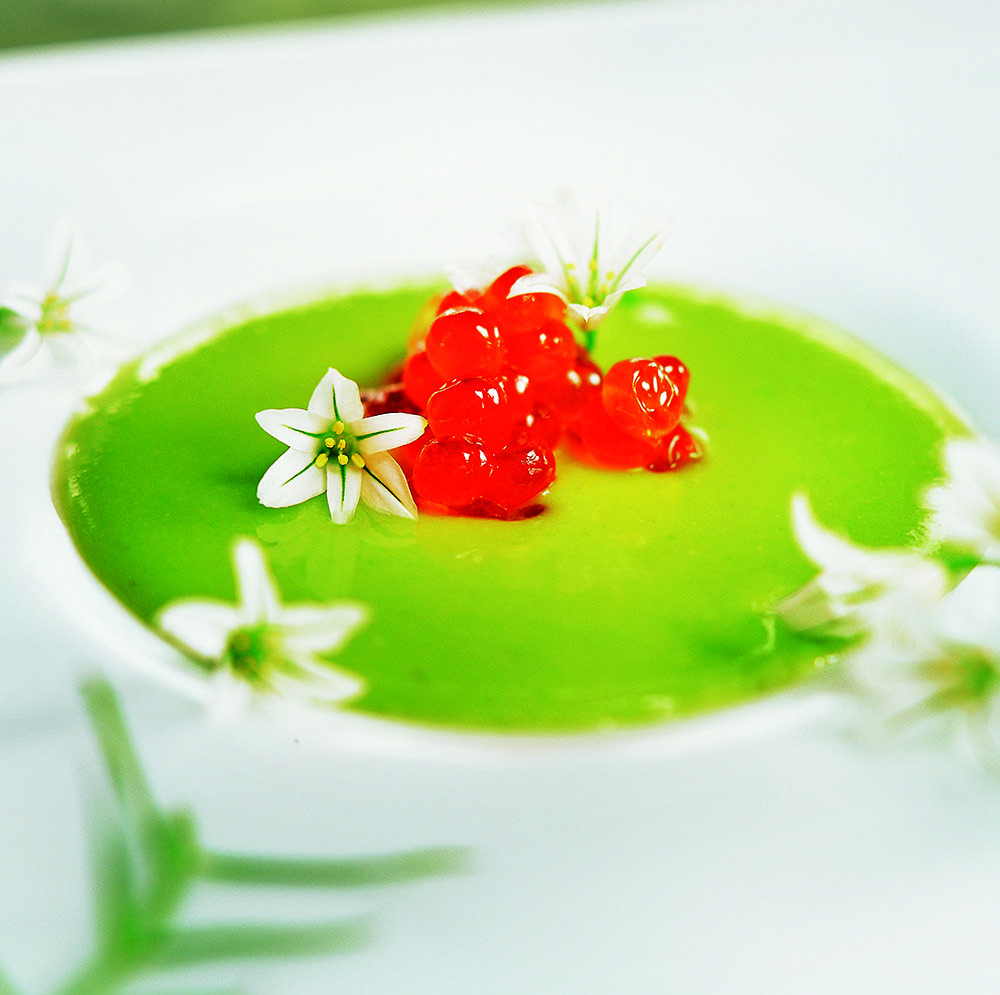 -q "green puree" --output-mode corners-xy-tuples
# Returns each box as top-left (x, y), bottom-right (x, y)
(53, 284), (965, 731)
